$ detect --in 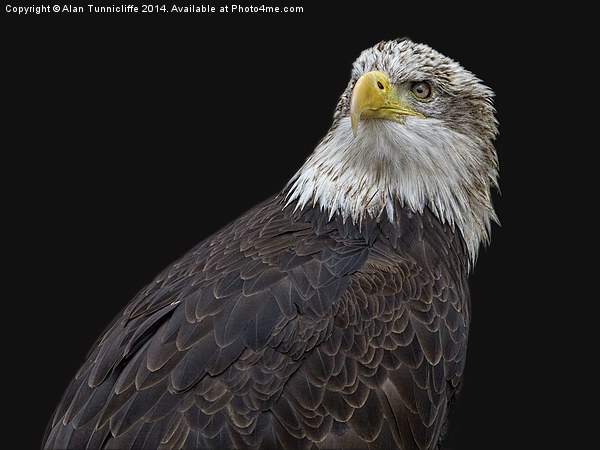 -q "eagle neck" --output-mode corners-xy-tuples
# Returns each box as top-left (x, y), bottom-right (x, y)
(284, 117), (498, 267)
